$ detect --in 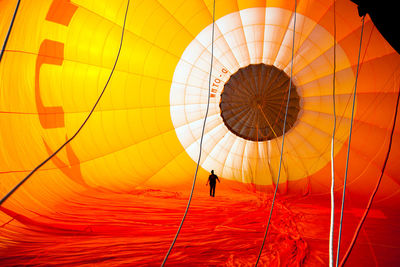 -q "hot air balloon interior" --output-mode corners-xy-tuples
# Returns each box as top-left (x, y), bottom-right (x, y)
(1, 0), (399, 265)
